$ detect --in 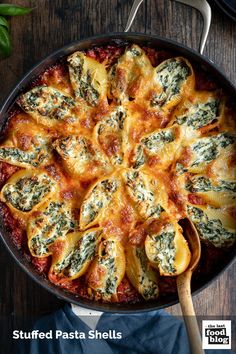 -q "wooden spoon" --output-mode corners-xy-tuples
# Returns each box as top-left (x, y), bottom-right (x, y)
(177, 218), (204, 354)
